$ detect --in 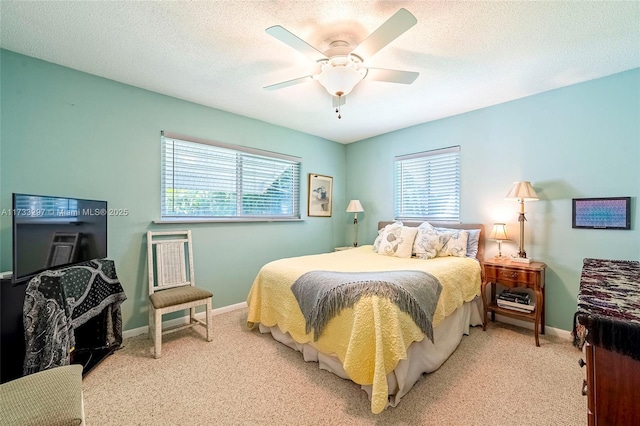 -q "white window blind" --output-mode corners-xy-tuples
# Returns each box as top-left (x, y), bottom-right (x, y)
(161, 132), (301, 220)
(394, 146), (460, 222)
